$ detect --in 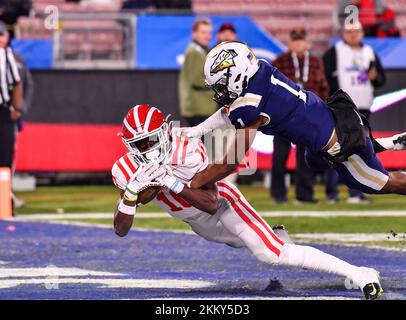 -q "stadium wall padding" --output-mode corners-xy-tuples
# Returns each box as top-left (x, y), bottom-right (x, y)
(14, 69), (406, 172)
